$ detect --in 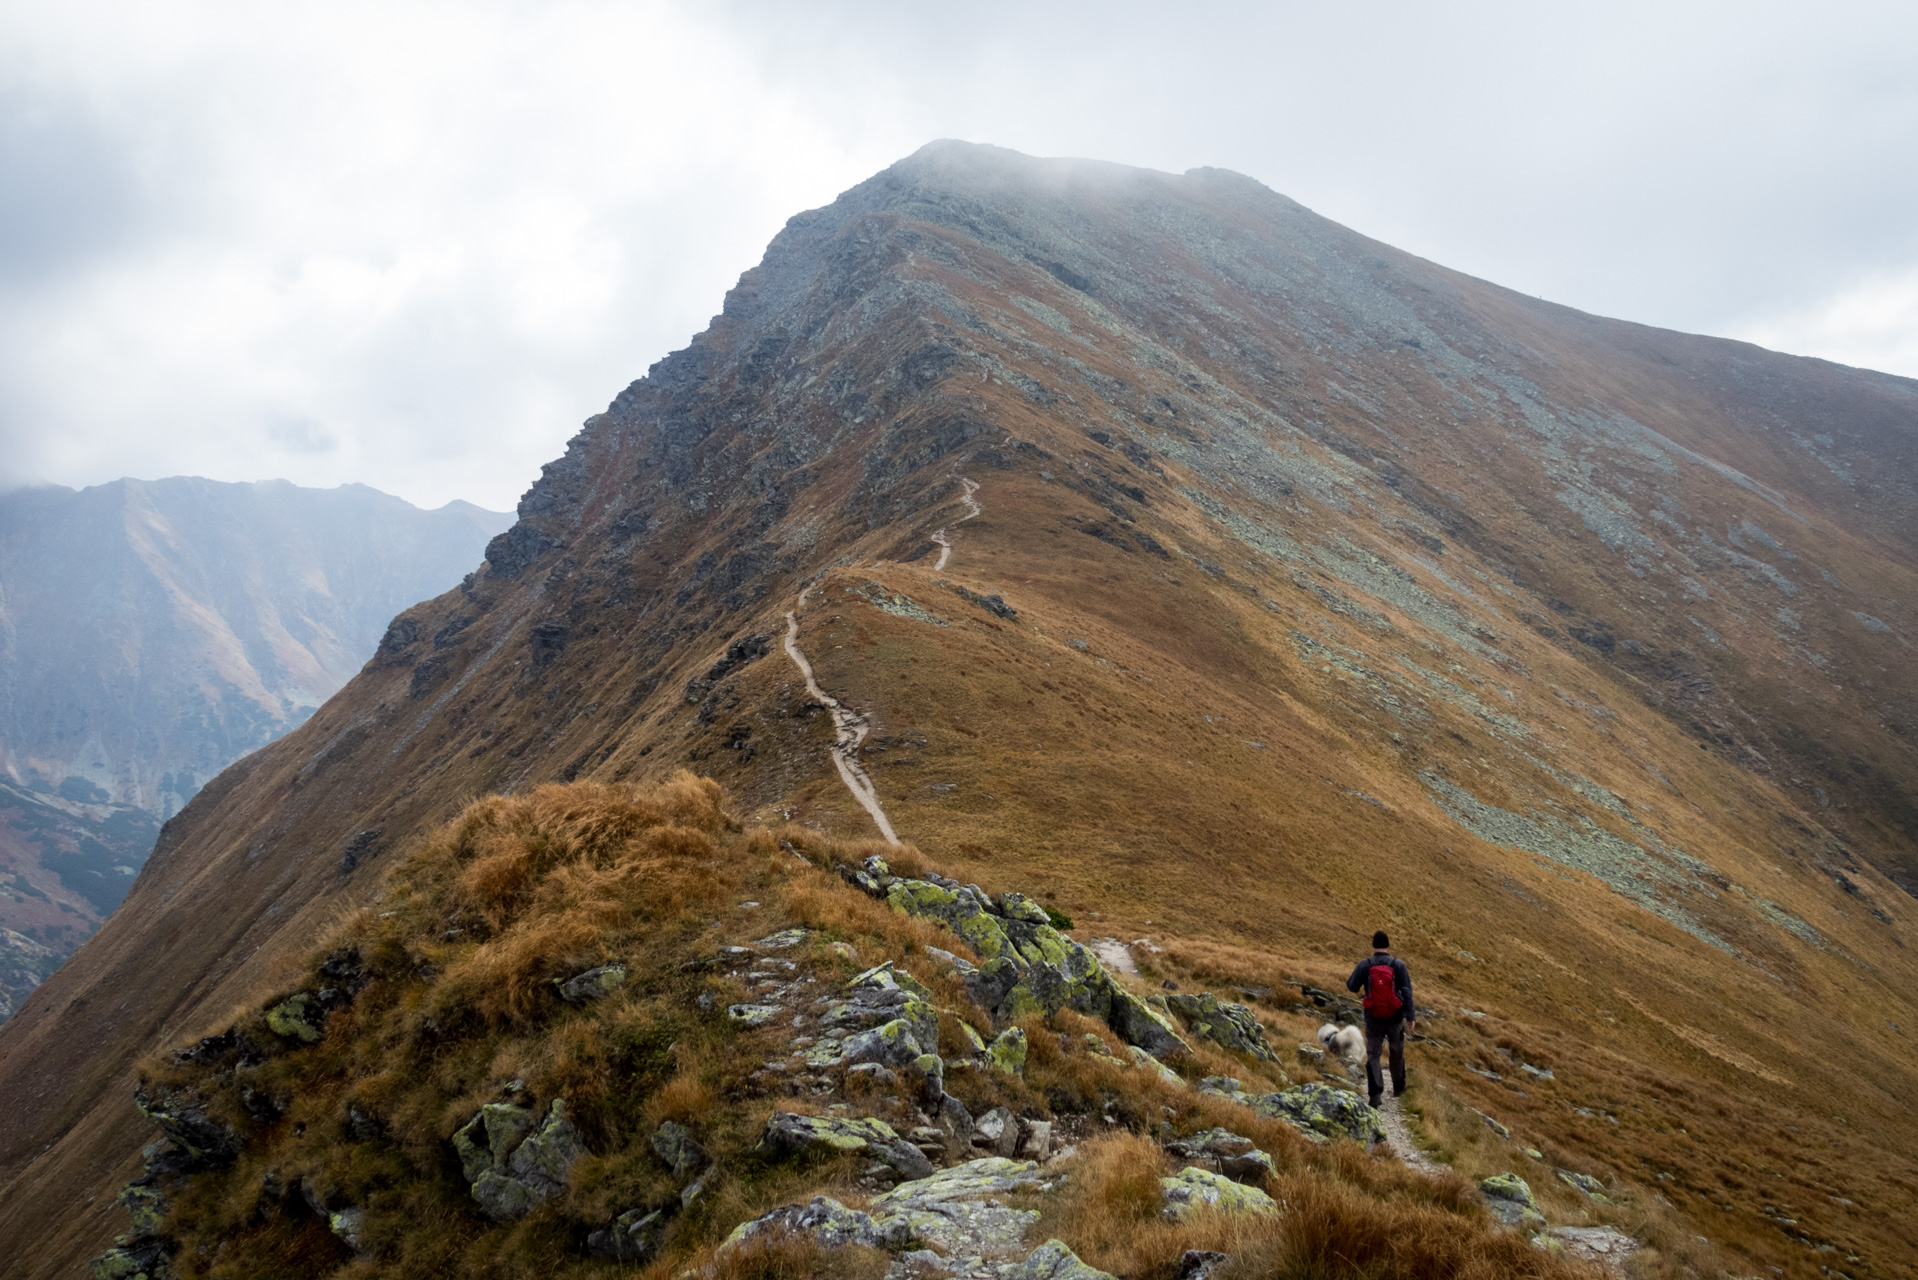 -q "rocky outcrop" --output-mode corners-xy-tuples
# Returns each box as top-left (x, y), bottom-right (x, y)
(1160, 1166), (1279, 1219)
(1198, 1077), (1383, 1147)
(760, 1110), (935, 1181)
(1008, 1240), (1116, 1279)
(453, 1097), (584, 1219)
(850, 858), (1189, 1059)
(131, 1085), (241, 1172)
(1165, 992), (1278, 1063)
(1164, 1128), (1274, 1182)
